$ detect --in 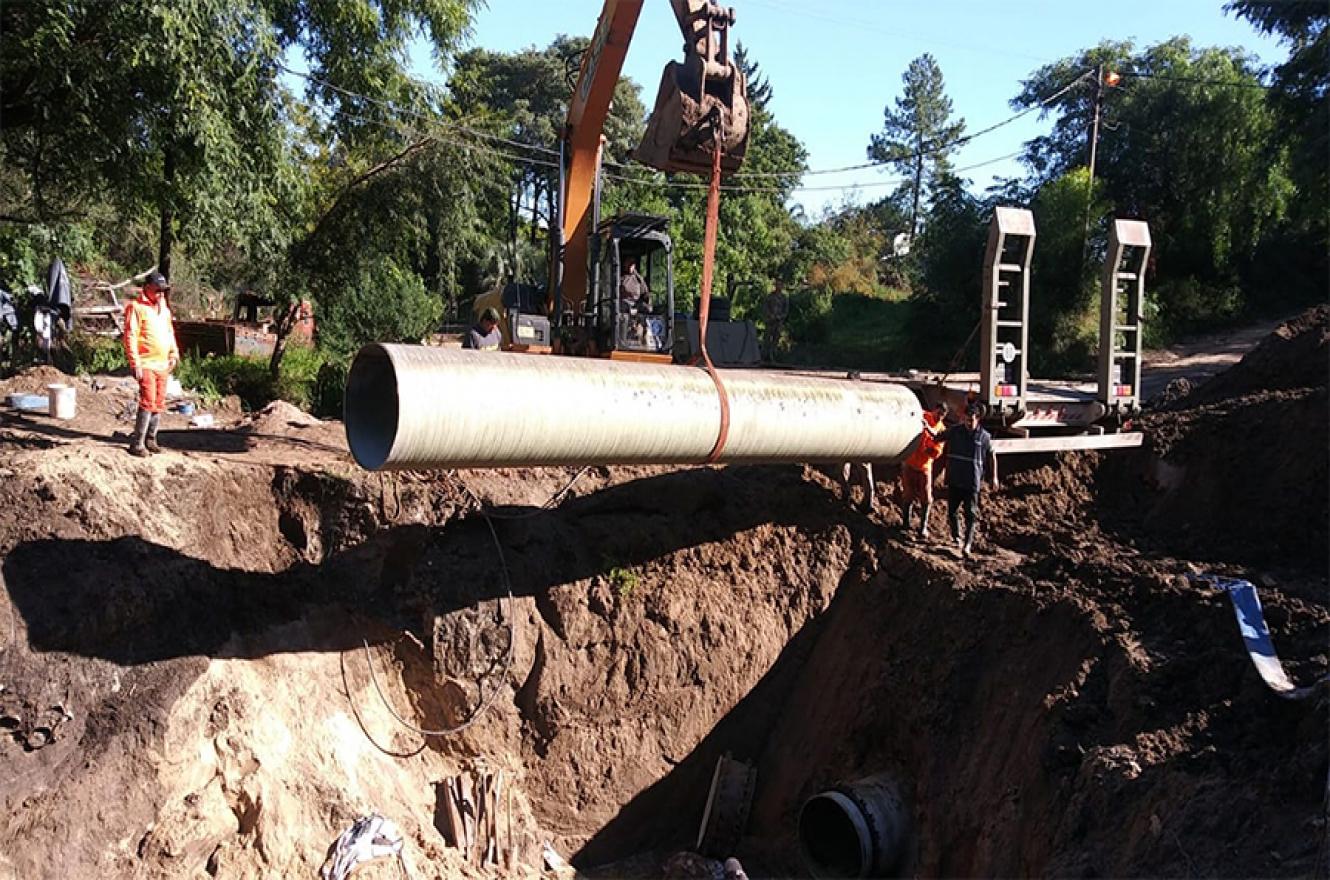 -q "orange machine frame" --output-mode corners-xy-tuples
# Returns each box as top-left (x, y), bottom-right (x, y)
(555, 0), (646, 319)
